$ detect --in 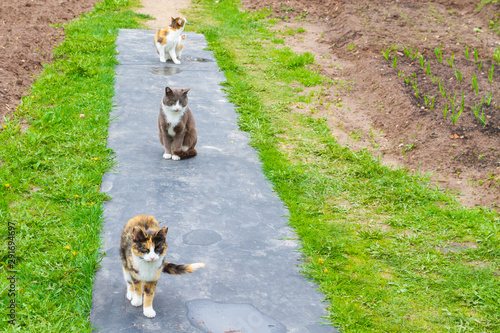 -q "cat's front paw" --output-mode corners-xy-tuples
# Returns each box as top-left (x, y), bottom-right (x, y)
(126, 289), (133, 301)
(143, 306), (156, 318)
(172, 155), (181, 161)
(159, 57), (166, 63)
(131, 294), (143, 307)
(163, 153), (172, 159)
(172, 59), (181, 65)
